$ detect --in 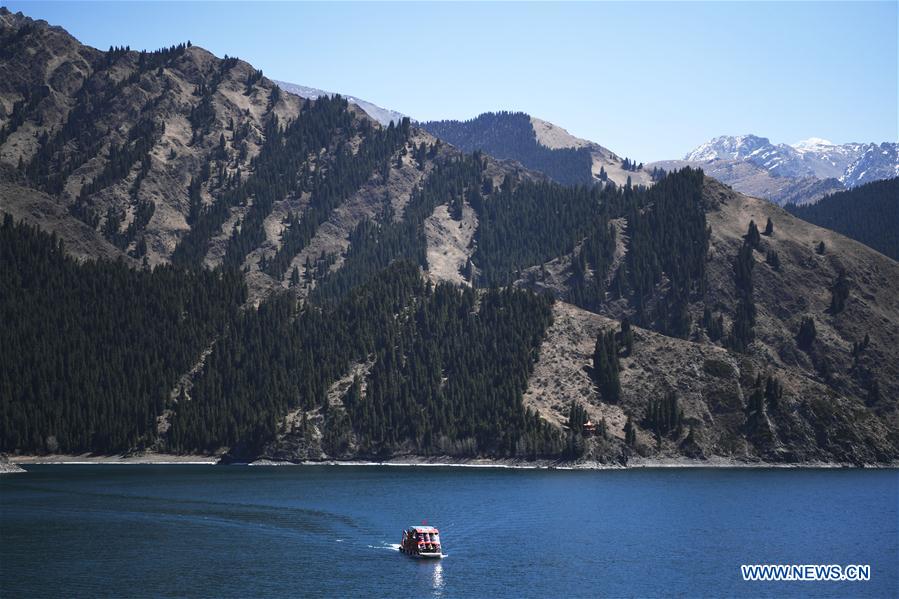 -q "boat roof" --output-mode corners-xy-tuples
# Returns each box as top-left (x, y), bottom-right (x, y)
(409, 525), (439, 532)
